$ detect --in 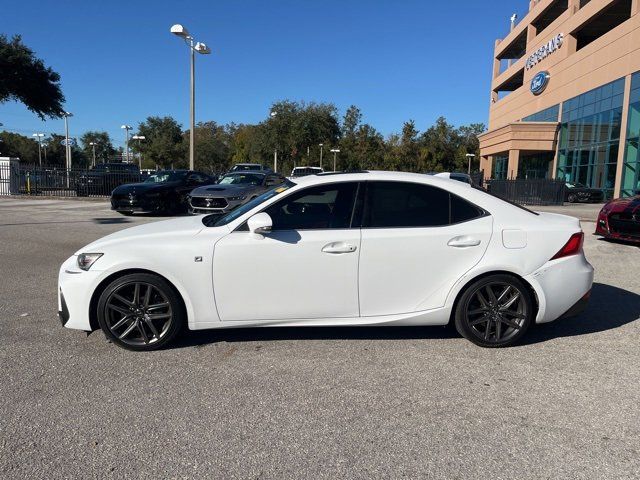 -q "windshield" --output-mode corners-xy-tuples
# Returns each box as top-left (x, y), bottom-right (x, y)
(219, 173), (264, 185)
(205, 181), (295, 227)
(144, 172), (187, 183)
(566, 182), (585, 188)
